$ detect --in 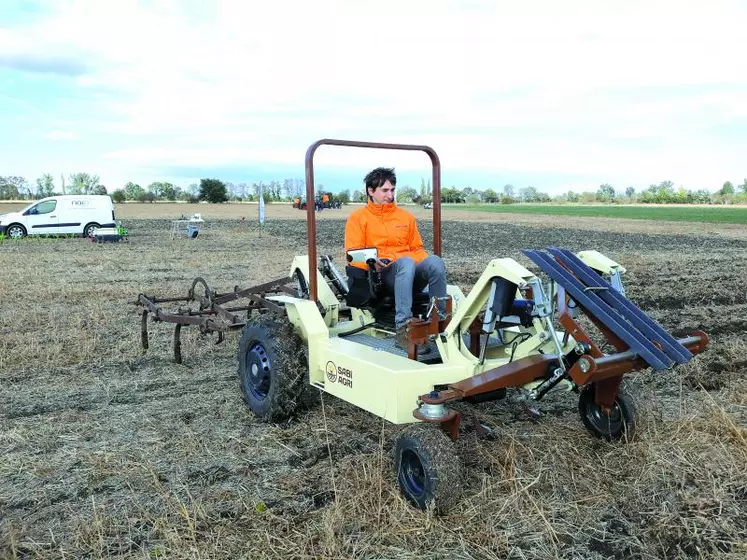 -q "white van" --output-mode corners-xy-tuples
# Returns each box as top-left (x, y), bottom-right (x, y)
(0, 195), (117, 239)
